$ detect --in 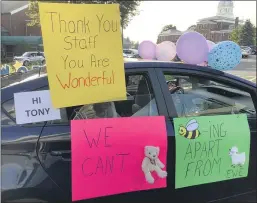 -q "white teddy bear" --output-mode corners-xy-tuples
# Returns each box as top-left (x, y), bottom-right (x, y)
(142, 146), (167, 184)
